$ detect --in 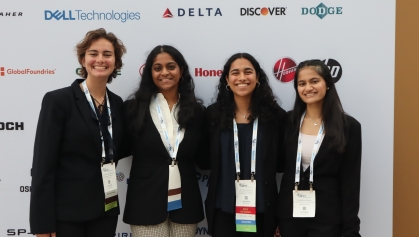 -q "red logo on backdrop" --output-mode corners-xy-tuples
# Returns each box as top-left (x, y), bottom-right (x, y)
(139, 64), (145, 76)
(1, 67), (4, 76)
(163, 8), (173, 18)
(273, 57), (297, 83)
